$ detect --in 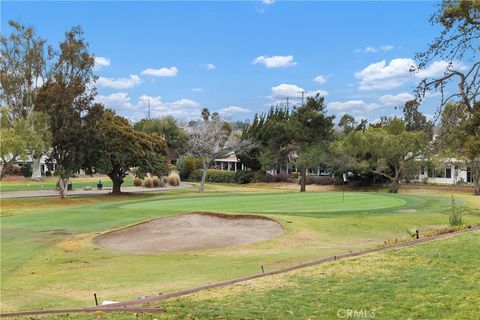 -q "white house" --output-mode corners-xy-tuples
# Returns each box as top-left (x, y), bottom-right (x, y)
(212, 152), (246, 171)
(418, 159), (476, 185)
